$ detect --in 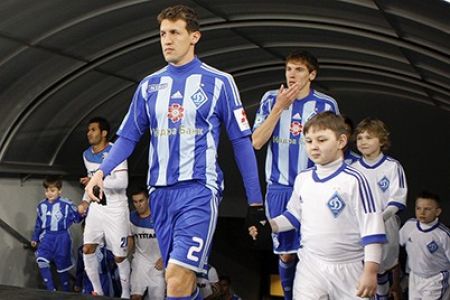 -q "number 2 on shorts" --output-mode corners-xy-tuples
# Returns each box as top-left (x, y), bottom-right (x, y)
(187, 237), (204, 262)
